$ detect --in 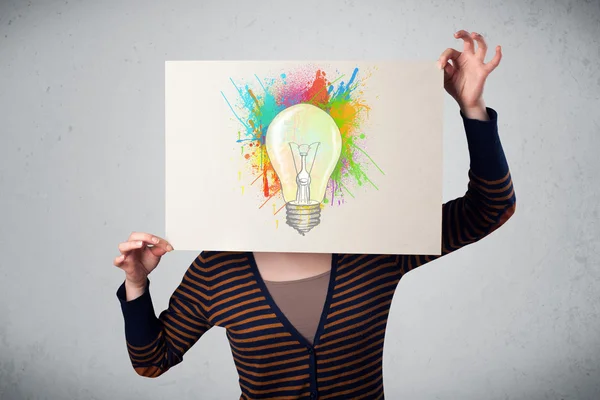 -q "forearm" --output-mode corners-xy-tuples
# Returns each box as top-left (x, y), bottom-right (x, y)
(462, 107), (510, 181)
(447, 107), (515, 247)
(117, 279), (162, 348)
(116, 259), (214, 377)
